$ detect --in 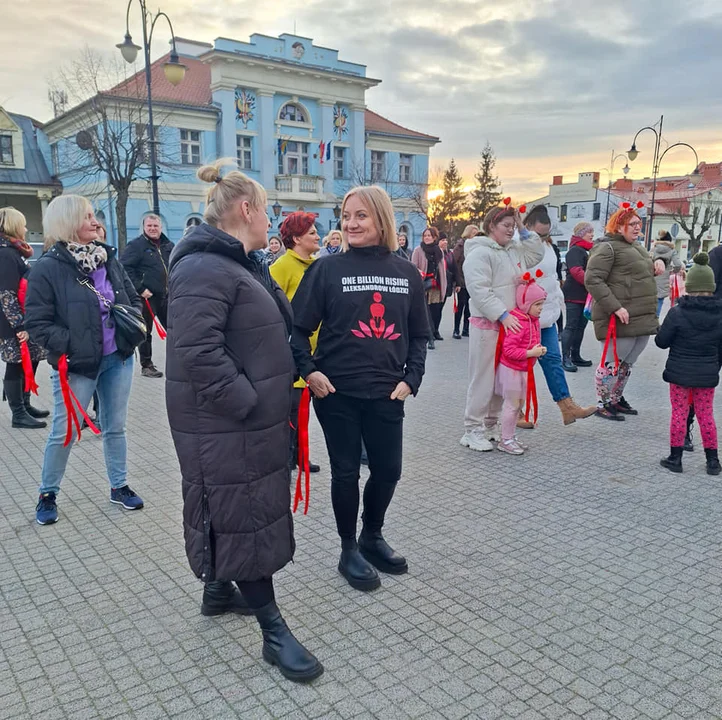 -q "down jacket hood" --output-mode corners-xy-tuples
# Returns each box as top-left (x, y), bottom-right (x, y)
(170, 221), (253, 272)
